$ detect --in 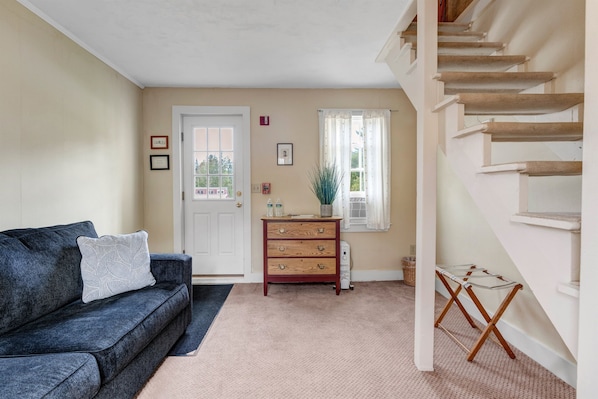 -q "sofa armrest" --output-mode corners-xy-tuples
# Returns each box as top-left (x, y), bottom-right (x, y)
(150, 253), (192, 303)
